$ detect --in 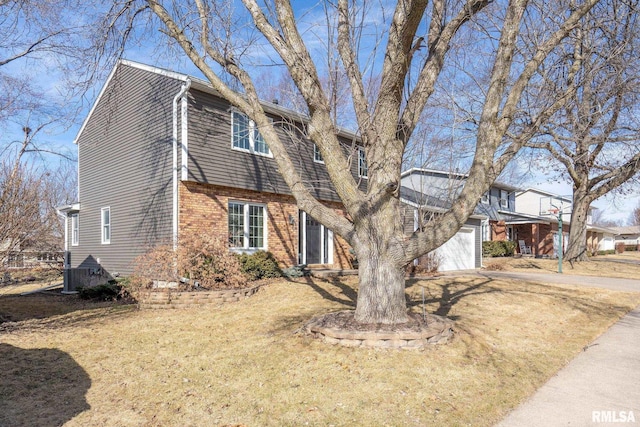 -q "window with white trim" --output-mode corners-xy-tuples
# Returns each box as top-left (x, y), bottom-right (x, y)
(499, 190), (508, 208)
(71, 214), (79, 246)
(313, 144), (324, 163)
(481, 191), (489, 204)
(101, 207), (111, 244)
(358, 148), (368, 178)
(228, 202), (266, 250)
(231, 111), (271, 156)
